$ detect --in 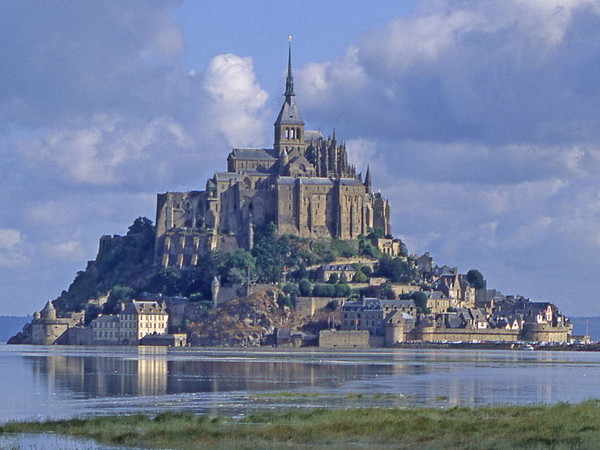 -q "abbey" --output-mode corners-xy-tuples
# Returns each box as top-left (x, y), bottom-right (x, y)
(155, 44), (391, 268)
